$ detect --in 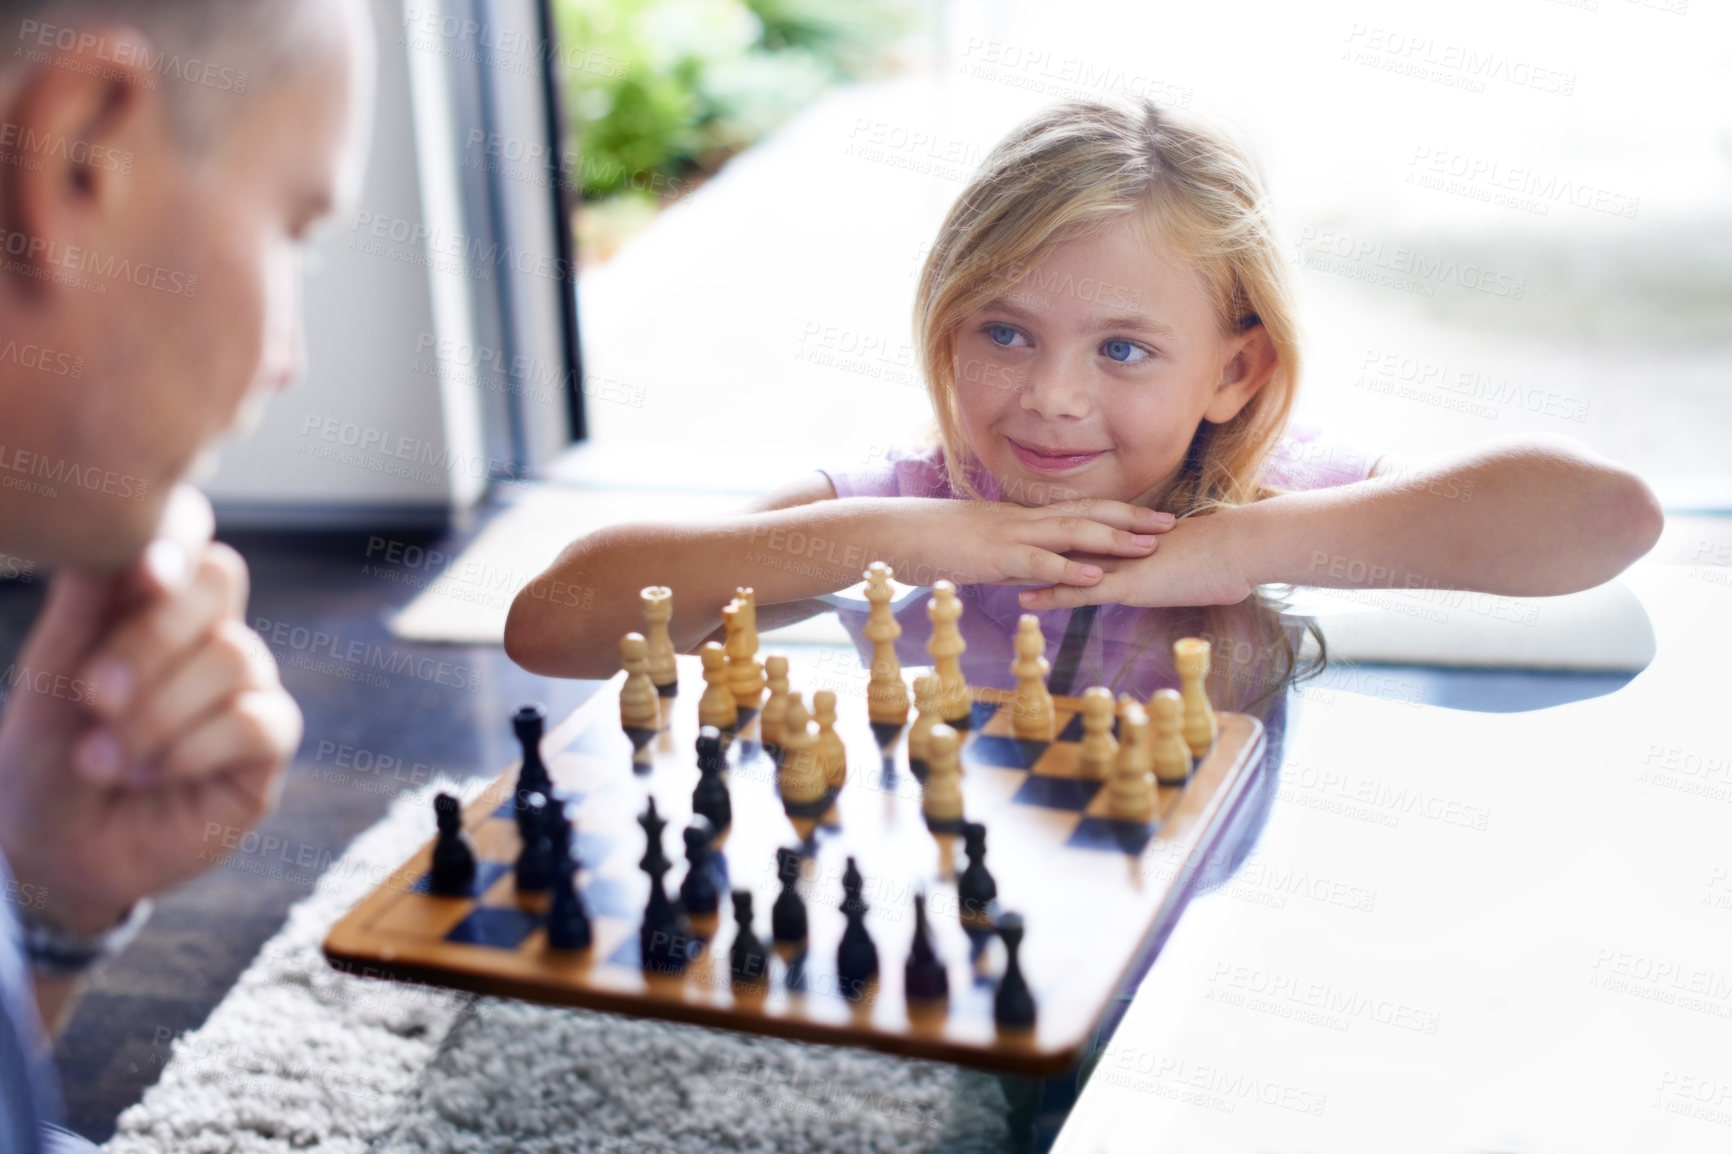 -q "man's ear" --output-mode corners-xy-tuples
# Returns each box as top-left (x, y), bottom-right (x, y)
(0, 26), (159, 292)
(1202, 322), (1278, 424)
